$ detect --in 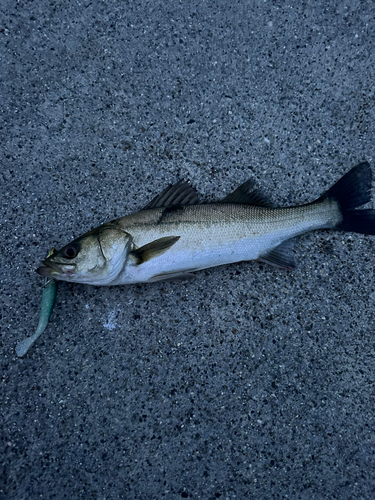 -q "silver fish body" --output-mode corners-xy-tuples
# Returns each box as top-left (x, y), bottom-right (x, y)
(37, 162), (375, 286)
(108, 199), (340, 285)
